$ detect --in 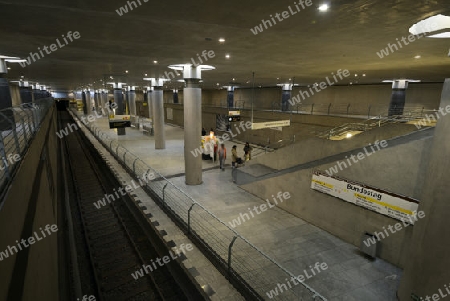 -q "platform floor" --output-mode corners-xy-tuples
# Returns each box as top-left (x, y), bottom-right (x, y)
(81, 113), (402, 301)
